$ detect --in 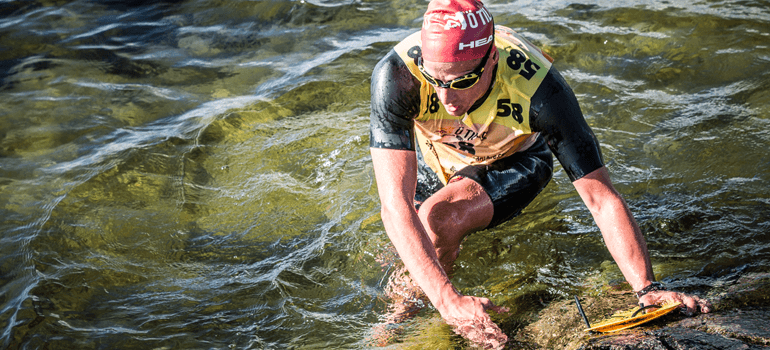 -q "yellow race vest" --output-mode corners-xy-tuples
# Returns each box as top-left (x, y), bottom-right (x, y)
(393, 26), (554, 183)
